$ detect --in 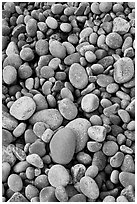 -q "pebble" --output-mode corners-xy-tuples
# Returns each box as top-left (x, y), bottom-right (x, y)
(26, 153), (44, 168)
(103, 103), (119, 117)
(110, 170), (119, 184)
(81, 93), (99, 113)
(119, 172), (135, 188)
(76, 152), (92, 165)
(40, 66), (54, 79)
(48, 164), (70, 187)
(20, 47), (34, 61)
(48, 57), (61, 70)
(3, 65), (17, 85)
(118, 109), (130, 123)
(90, 115), (102, 126)
(106, 83), (119, 94)
(40, 186), (57, 202)
(25, 184), (39, 200)
(87, 141), (102, 152)
(66, 118), (91, 153)
(6, 41), (19, 56)
(24, 129), (38, 144)
(18, 63), (32, 79)
(8, 174), (23, 192)
(55, 186), (68, 202)
(103, 195), (115, 202)
(98, 56), (114, 69)
(51, 3), (64, 14)
(91, 64), (104, 75)
(127, 121), (135, 131)
(102, 141), (119, 156)
(62, 42), (75, 55)
(64, 53), (81, 65)
(3, 54), (22, 69)
(46, 16), (58, 29)
(35, 174), (49, 189)
(2, 145), (16, 166)
(2, 129), (14, 146)
(97, 74), (114, 87)
(7, 192), (28, 202)
(106, 32), (123, 49)
(35, 39), (49, 56)
(99, 2), (112, 12)
(116, 195), (128, 202)
(121, 185), (135, 202)
(29, 140), (46, 157)
(79, 27), (93, 39)
(41, 128), (54, 143)
(13, 161), (30, 173)
(92, 151), (107, 171)
(29, 109), (63, 130)
(85, 50), (96, 63)
(26, 18), (37, 37)
(80, 176), (99, 199)
(58, 98), (78, 120)
(60, 87), (74, 101)
(60, 23), (72, 33)
(69, 194), (86, 202)
(10, 96), (36, 120)
(33, 93), (48, 111)
(71, 164), (86, 184)
(2, 162), (11, 182)
(110, 152), (124, 168)
(113, 17), (130, 34)
(88, 126), (107, 142)
(121, 154), (135, 173)
(85, 165), (99, 178)
(13, 122), (26, 137)
(69, 63), (88, 89)
(49, 40), (66, 59)
(91, 3), (101, 14)
(50, 127), (76, 164)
